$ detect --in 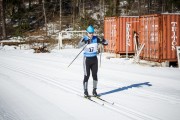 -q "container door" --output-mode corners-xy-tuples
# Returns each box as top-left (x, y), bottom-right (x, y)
(149, 16), (160, 60)
(117, 17), (139, 54)
(104, 17), (117, 53)
(140, 15), (160, 61)
(162, 14), (180, 62)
